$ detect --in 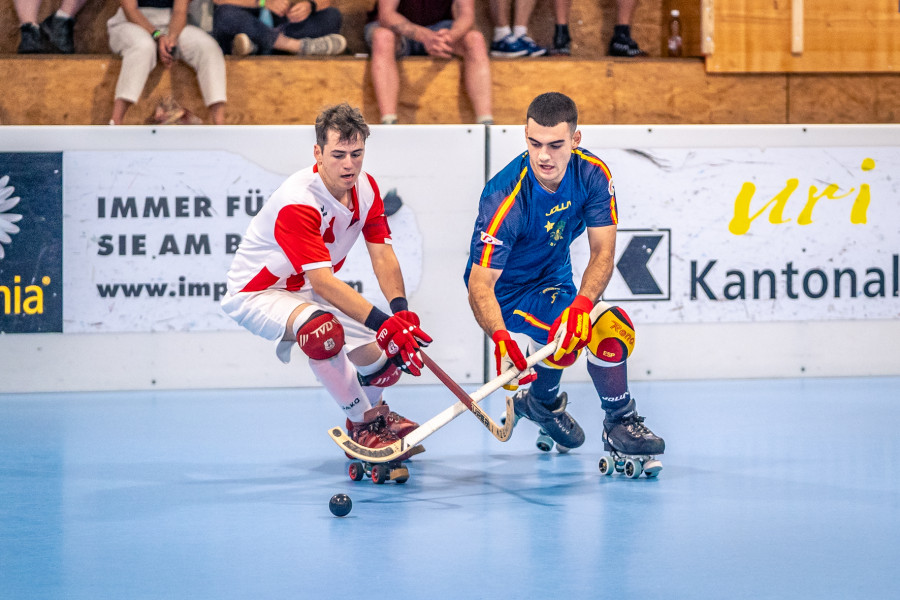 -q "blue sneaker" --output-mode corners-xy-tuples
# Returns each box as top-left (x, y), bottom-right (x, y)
(518, 35), (547, 57)
(490, 35), (529, 57)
